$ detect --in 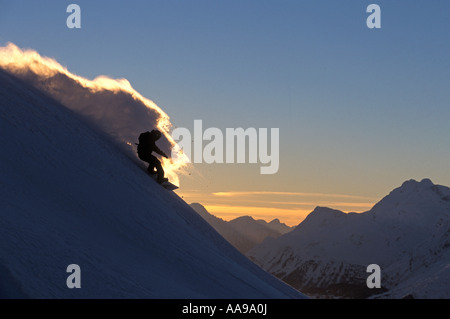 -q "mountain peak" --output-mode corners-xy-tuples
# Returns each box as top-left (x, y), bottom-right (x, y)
(420, 178), (434, 186)
(400, 178), (434, 189)
(388, 178), (448, 199)
(232, 216), (256, 223)
(311, 206), (346, 216)
(248, 177), (450, 298)
(294, 206), (347, 231)
(268, 218), (281, 225)
(370, 178), (450, 223)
